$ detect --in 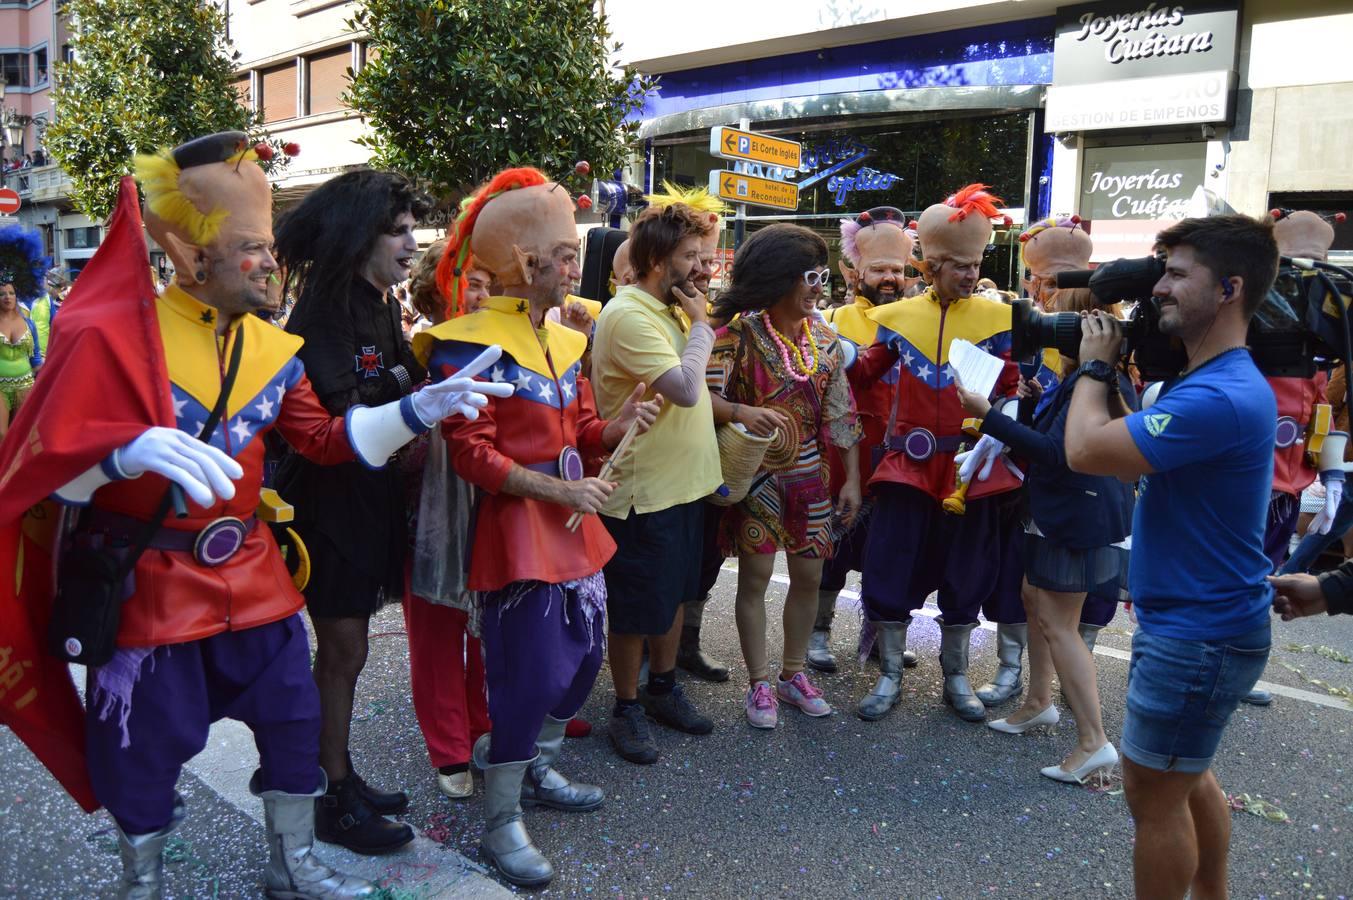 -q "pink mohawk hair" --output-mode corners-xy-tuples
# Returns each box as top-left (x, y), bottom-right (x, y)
(944, 183), (1004, 223)
(839, 218), (862, 265)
